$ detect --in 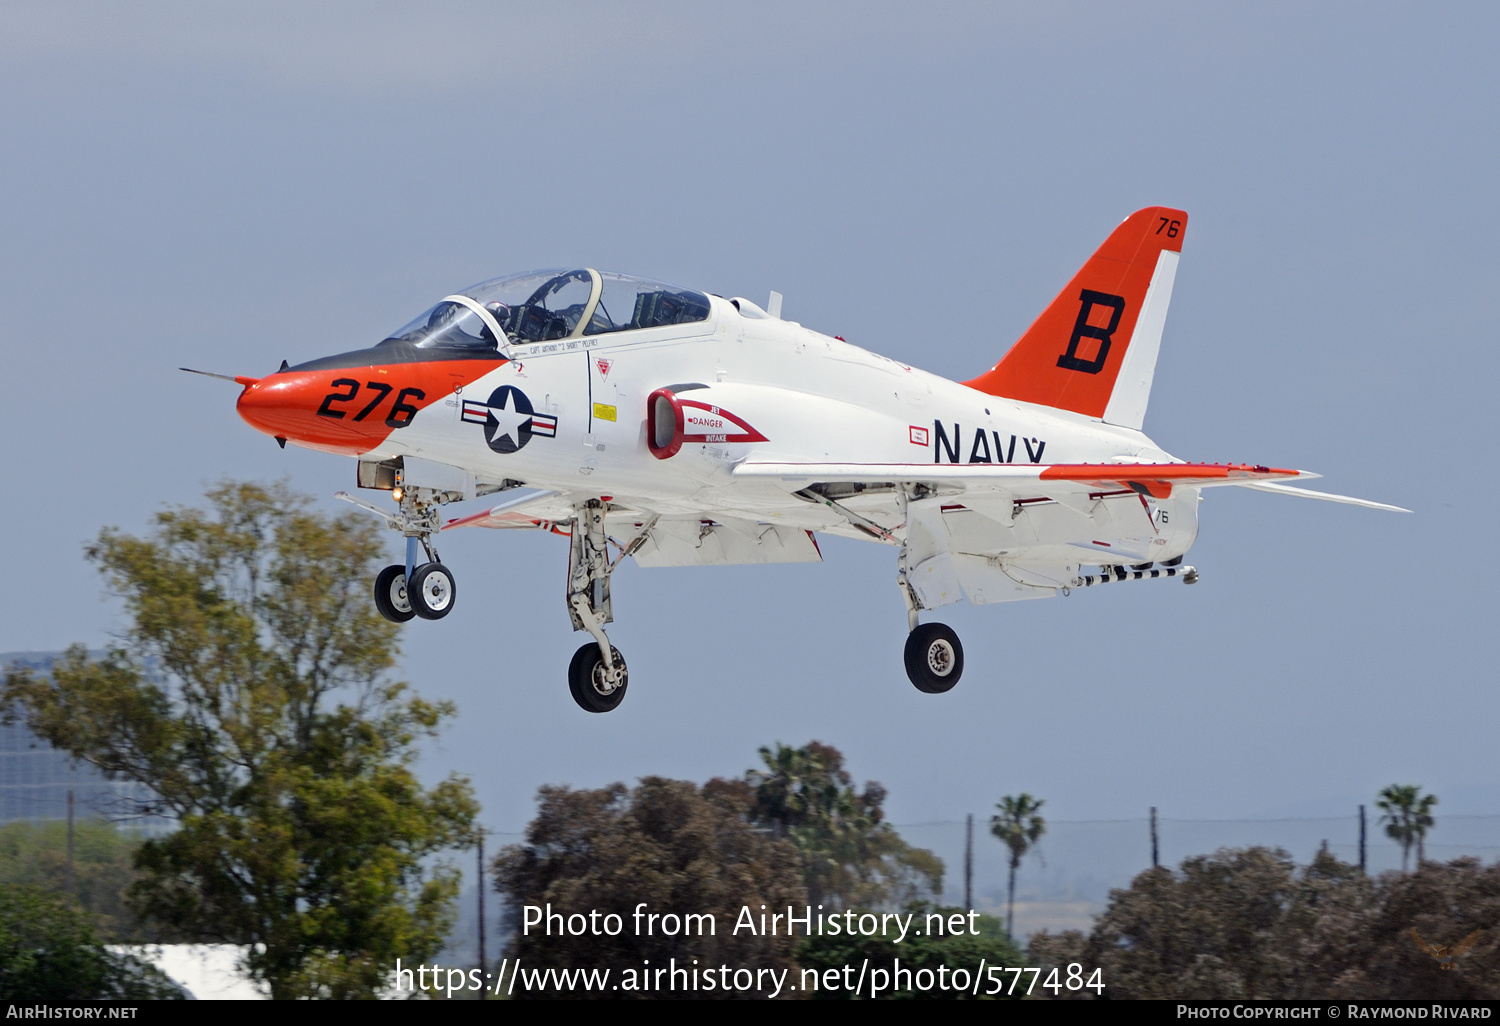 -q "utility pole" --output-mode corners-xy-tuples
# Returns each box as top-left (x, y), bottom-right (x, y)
(65, 789), (75, 896)
(1359, 804), (1367, 874)
(1150, 806), (1159, 869)
(477, 830), (487, 1001)
(964, 813), (973, 910)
